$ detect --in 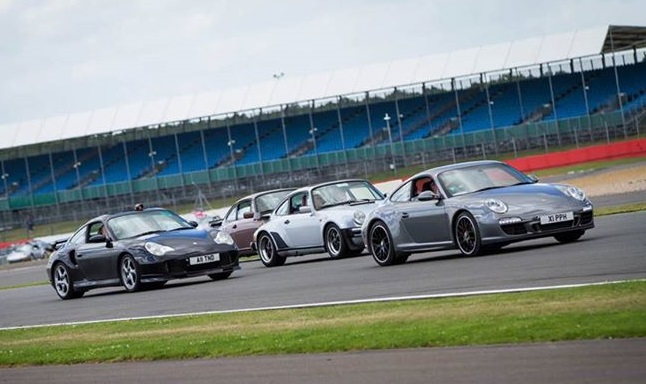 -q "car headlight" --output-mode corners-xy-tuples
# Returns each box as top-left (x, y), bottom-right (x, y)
(353, 210), (366, 226)
(556, 185), (586, 201)
(566, 186), (586, 201)
(214, 230), (235, 245)
(144, 242), (174, 256)
(485, 198), (508, 214)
